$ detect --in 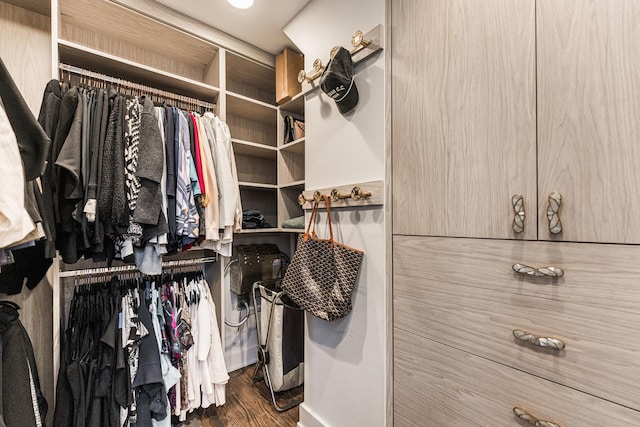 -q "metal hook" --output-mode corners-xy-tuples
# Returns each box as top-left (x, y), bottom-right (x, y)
(330, 188), (351, 202)
(298, 193), (310, 206)
(298, 191), (323, 205)
(298, 58), (325, 83)
(351, 29), (371, 53)
(297, 69), (310, 83)
(351, 186), (372, 201)
(313, 58), (324, 73)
